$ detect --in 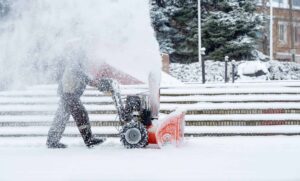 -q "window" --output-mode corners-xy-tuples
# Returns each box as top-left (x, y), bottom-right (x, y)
(272, 0), (289, 8)
(278, 23), (287, 43)
(256, 0), (262, 4)
(260, 0), (289, 8)
(295, 26), (300, 43)
(293, 0), (300, 6)
(274, 0), (283, 3)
